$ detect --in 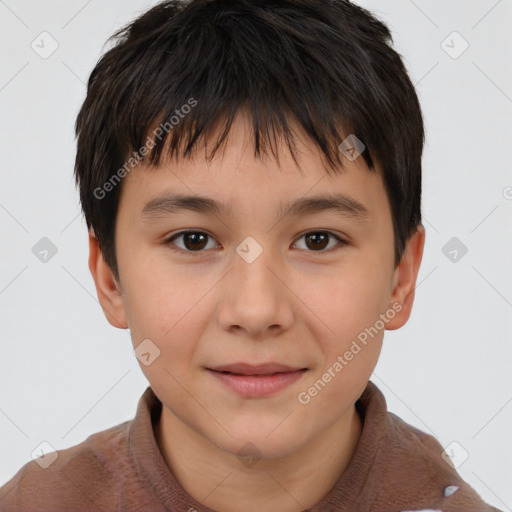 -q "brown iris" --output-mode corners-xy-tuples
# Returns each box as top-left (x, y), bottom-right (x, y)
(303, 232), (330, 251)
